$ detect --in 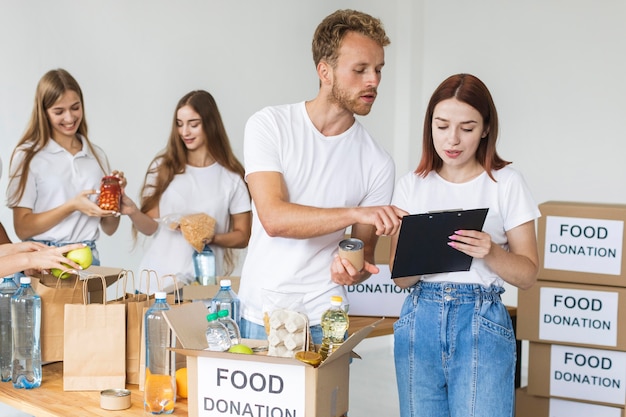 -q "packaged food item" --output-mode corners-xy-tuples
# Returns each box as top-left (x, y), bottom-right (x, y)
(98, 175), (121, 212)
(267, 309), (309, 358)
(179, 213), (216, 252)
(338, 238), (364, 271)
